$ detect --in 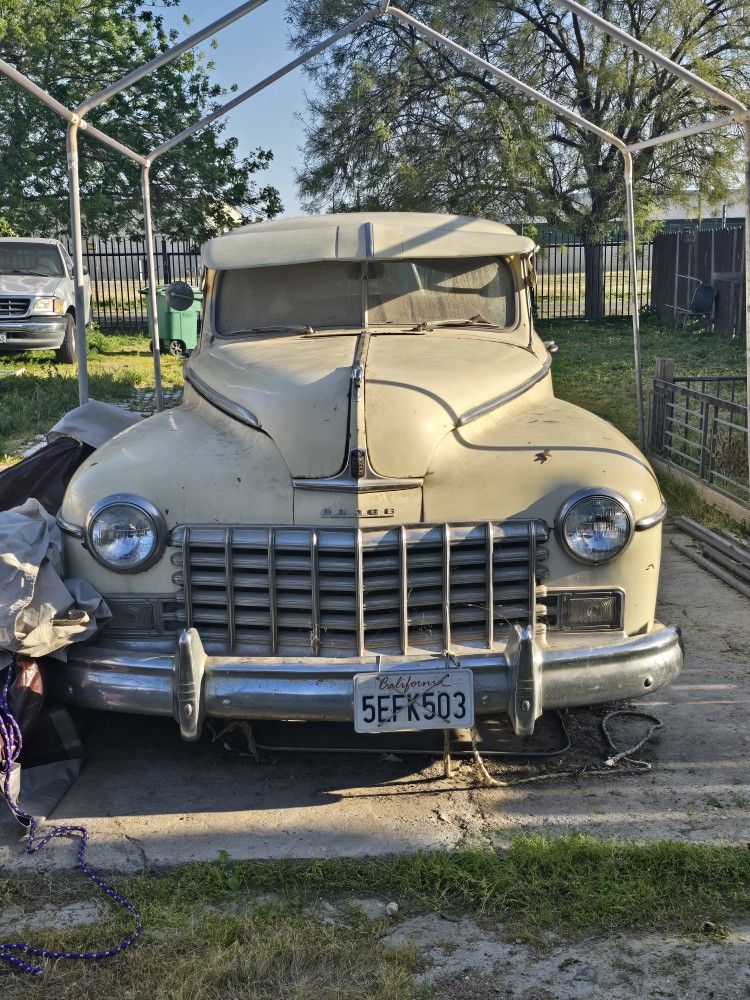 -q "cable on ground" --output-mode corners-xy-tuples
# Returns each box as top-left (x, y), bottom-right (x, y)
(467, 708), (663, 788)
